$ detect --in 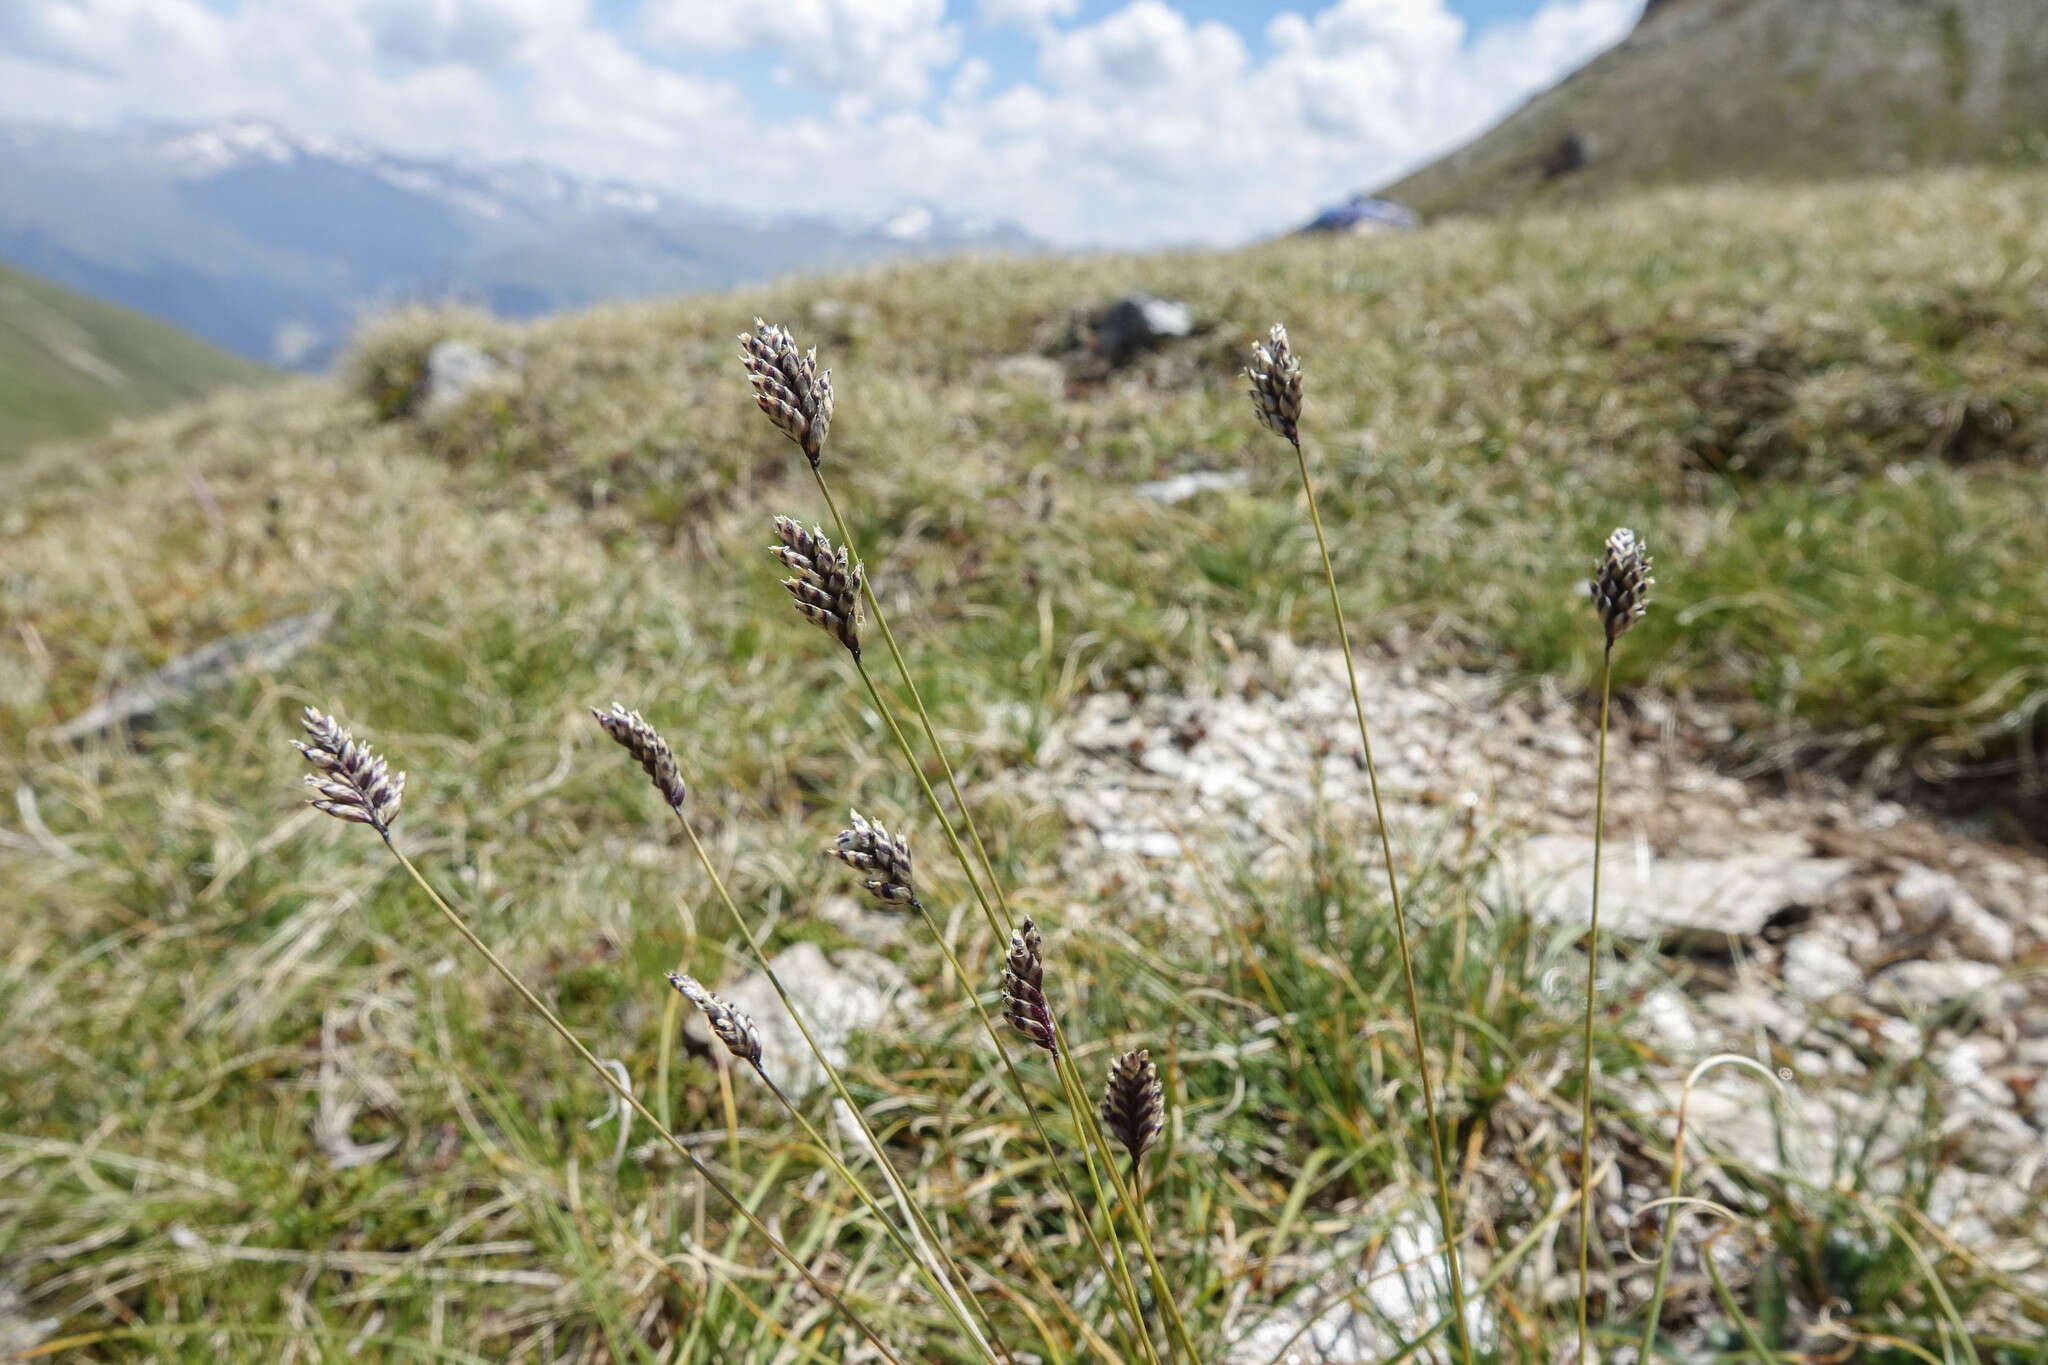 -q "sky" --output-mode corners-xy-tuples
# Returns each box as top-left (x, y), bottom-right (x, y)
(0, 0), (1646, 246)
